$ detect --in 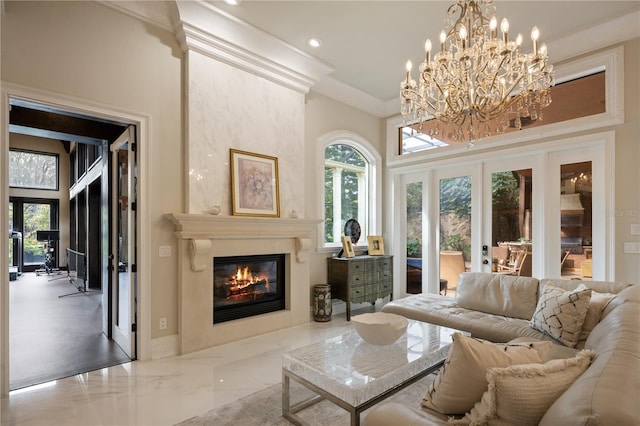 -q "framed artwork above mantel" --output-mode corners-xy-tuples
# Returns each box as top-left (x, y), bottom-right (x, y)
(230, 149), (280, 218)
